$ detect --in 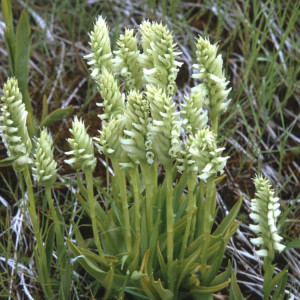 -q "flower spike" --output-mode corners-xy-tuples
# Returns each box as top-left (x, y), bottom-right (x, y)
(32, 129), (57, 186)
(0, 77), (32, 171)
(249, 176), (285, 258)
(65, 117), (96, 172)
